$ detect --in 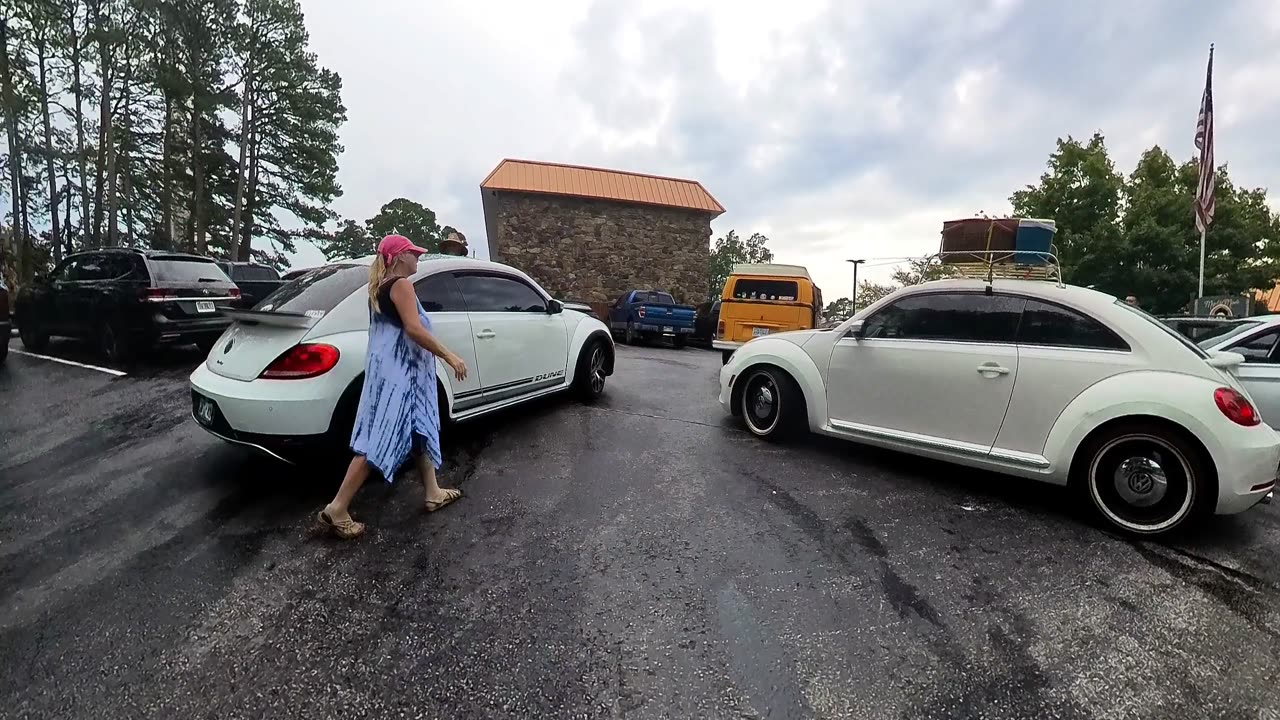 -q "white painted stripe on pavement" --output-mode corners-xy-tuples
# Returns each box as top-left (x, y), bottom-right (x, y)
(11, 349), (127, 377)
